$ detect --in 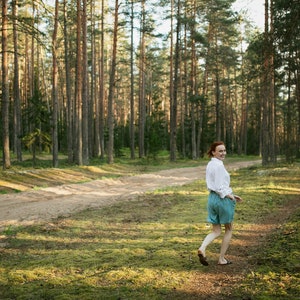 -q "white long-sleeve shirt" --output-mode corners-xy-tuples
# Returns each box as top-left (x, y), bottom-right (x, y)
(206, 157), (233, 199)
